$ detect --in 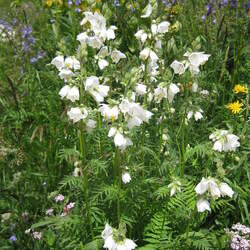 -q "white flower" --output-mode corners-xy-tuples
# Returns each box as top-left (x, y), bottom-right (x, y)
(122, 172), (131, 184)
(186, 52), (210, 67)
(139, 48), (150, 61)
(102, 223), (113, 241)
(58, 68), (74, 81)
(136, 83), (147, 96)
(73, 167), (81, 177)
(195, 177), (209, 195)
(209, 130), (240, 152)
(170, 60), (186, 75)
(167, 83), (180, 103)
(86, 119), (96, 133)
(51, 55), (64, 70)
(98, 59), (109, 70)
(67, 86), (80, 102)
(64, 57), (80, 70)
(219, 183), (234, 198)
(114, 132), (127, 147)
(194, 110), (203, 121)
(85, 76), (109, 103)
(87, 36), (103, 49)
(154, 86), (168, 103)
(168, 180), (182, 196)
(59, 85), (71, 99)
(111, 49), (126, 64)
(106, 26), (117, 40)
(151, 23), (158, 35)
(195, 177), (221, 199)
(141, 3), (152, 18)
(157, 21), (170, 34)
(100, 105), (119, 121)
(192, 82), (198, 92)
(67, 107), (88, 123)
(77, 32), (89, 44)
(102, 224), (137, 250)
(197, 199), (211, 213)
(135, 30), (147, 43)
(187, 109), (203, 121)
